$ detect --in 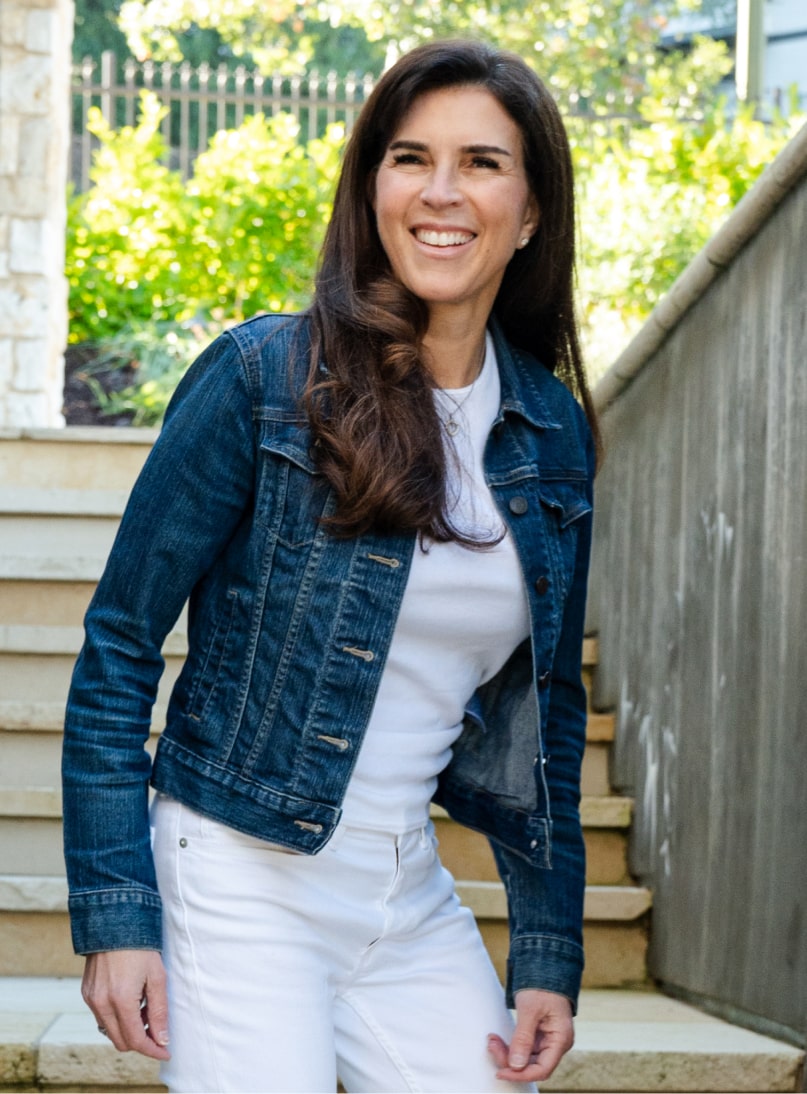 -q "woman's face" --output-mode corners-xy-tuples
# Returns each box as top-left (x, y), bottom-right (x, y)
(372, 85), (539, 324)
